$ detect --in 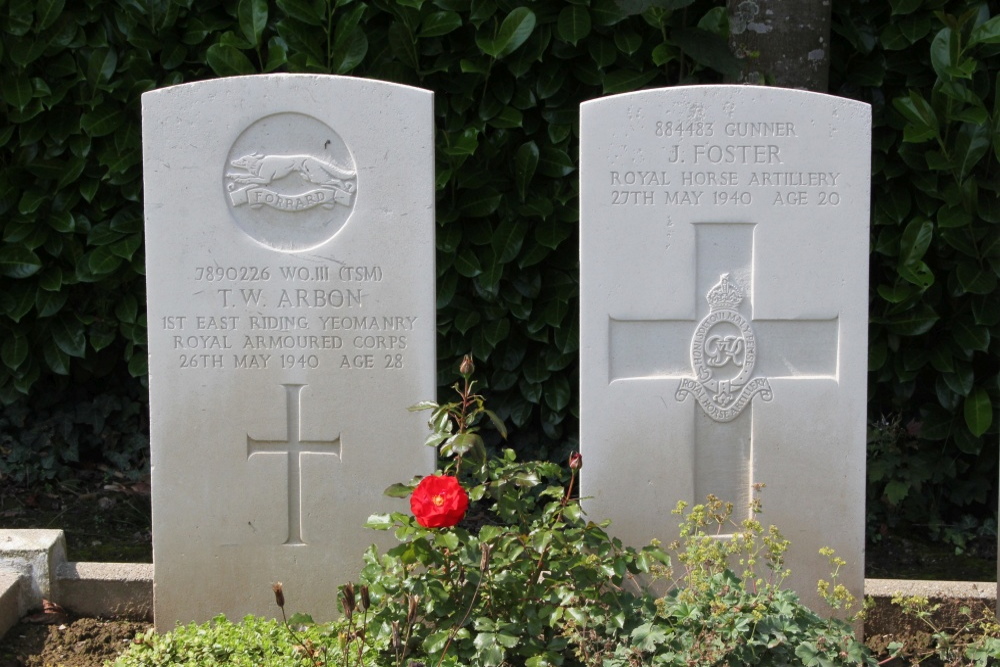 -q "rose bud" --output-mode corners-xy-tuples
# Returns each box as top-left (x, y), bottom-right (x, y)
(459, 354), (474, 376)
(569, 452), (582, 470)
